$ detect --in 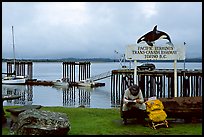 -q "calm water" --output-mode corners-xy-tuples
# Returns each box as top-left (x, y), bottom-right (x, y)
(2, 61), (202, 108)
